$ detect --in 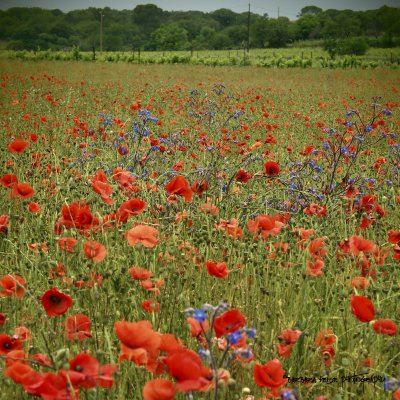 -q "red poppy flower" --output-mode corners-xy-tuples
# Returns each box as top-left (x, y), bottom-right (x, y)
(236, 169), (253, 183)
(300, 144), (314, 156)
(206, 261), (229, 279)
(350, 276), (370, 289)
(306, 257), (325, 277)
(143, 379), (176, 400)
(56, 200), (99, 233)
(33, 371), (79, 399)
(0, 274), (25, 299)
(129, 266), (153, 280)
(308, 237), (326, 258)
(264, 160), (280, 176)
(0, 173), (18, 188)
(348, 235), (376, 255)
(214, 309), (246, 338)
(58, 237), (78, 253)
(32, 353), (52, 366)
(83, 240), (107, 263)
(67, 352), (100, 389)
(5, 349), (27, 368)
(315, 330), (336, 347)
(28, 202), (41, 213)
(14, 326), (31, 341)
(277, 329), (302, 358)
(8, 139), (29, 154)
(0, 313), (6, 326)
(253, 358), (288, 389)
(4, 360), (39, 387)
(0, 215), (9, 234)
(41, 288), (73, 317)
(304, 203), (328, 218)
(97, 363), (118, 388)
(11, 182), (35, 199)
(114, 320), (162, 361)
(371, 319), (397, 336)
(321, 346), (335, 366)
(141, 299), (160, 313)
(65, 314), (92, 341)
(165, 175), (193, 202)
(125, 225), (159, 248)
(388, 230), (400, 245)
(163, 348), (212, 392)
(247, 214), (284, 239)
(117, 198), (146, 222)
(0, 333), (23, 355)
(91, 169), (113, 205)
(191, 180), (208, 197)
(187, 317), (210, 338)
(351, 295), (375, 322)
